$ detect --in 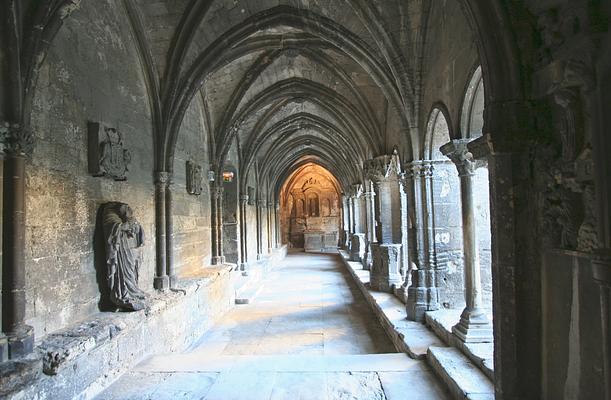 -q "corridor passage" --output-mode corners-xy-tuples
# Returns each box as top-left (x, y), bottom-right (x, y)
(97, 253), (449, 399)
